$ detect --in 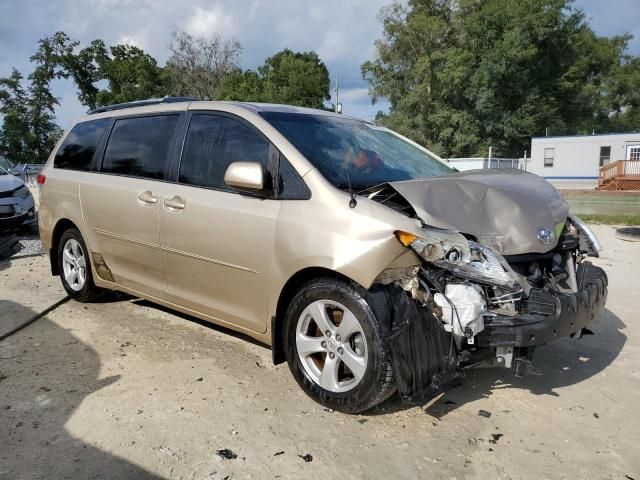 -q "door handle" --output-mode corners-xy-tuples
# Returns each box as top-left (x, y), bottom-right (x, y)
(164, 195), (186, 211)
(137, 190), (157, 205)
